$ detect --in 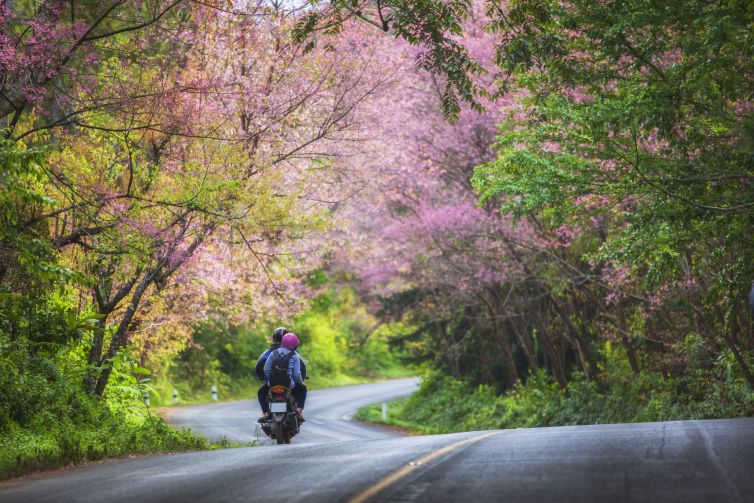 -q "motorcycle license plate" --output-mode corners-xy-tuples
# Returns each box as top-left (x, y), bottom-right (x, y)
(270, 402), (287, 413)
